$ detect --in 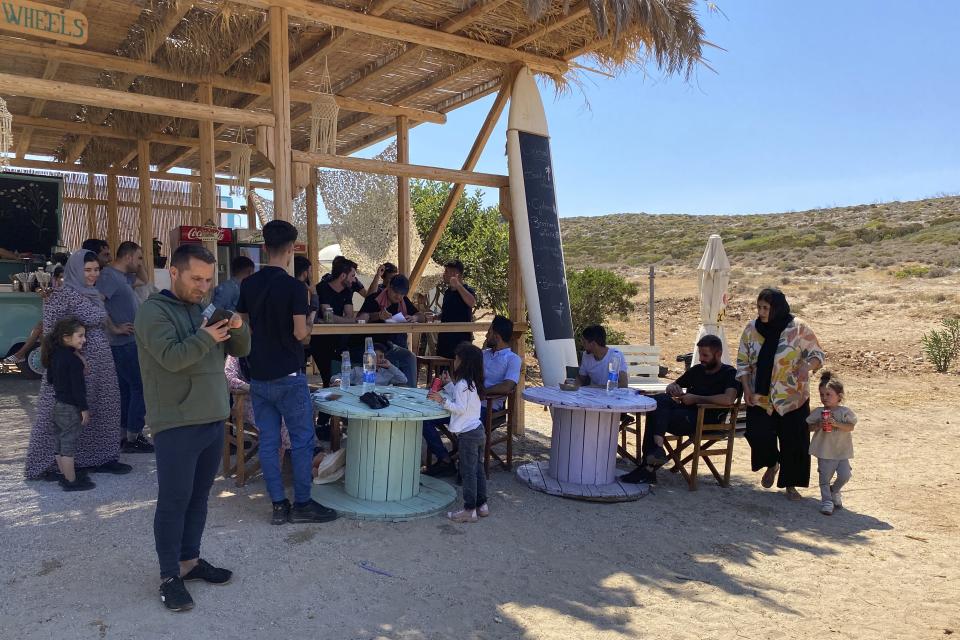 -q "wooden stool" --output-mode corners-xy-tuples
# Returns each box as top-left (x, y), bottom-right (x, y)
(221, 389), (261, 487)
(416, 355), (452, 387)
